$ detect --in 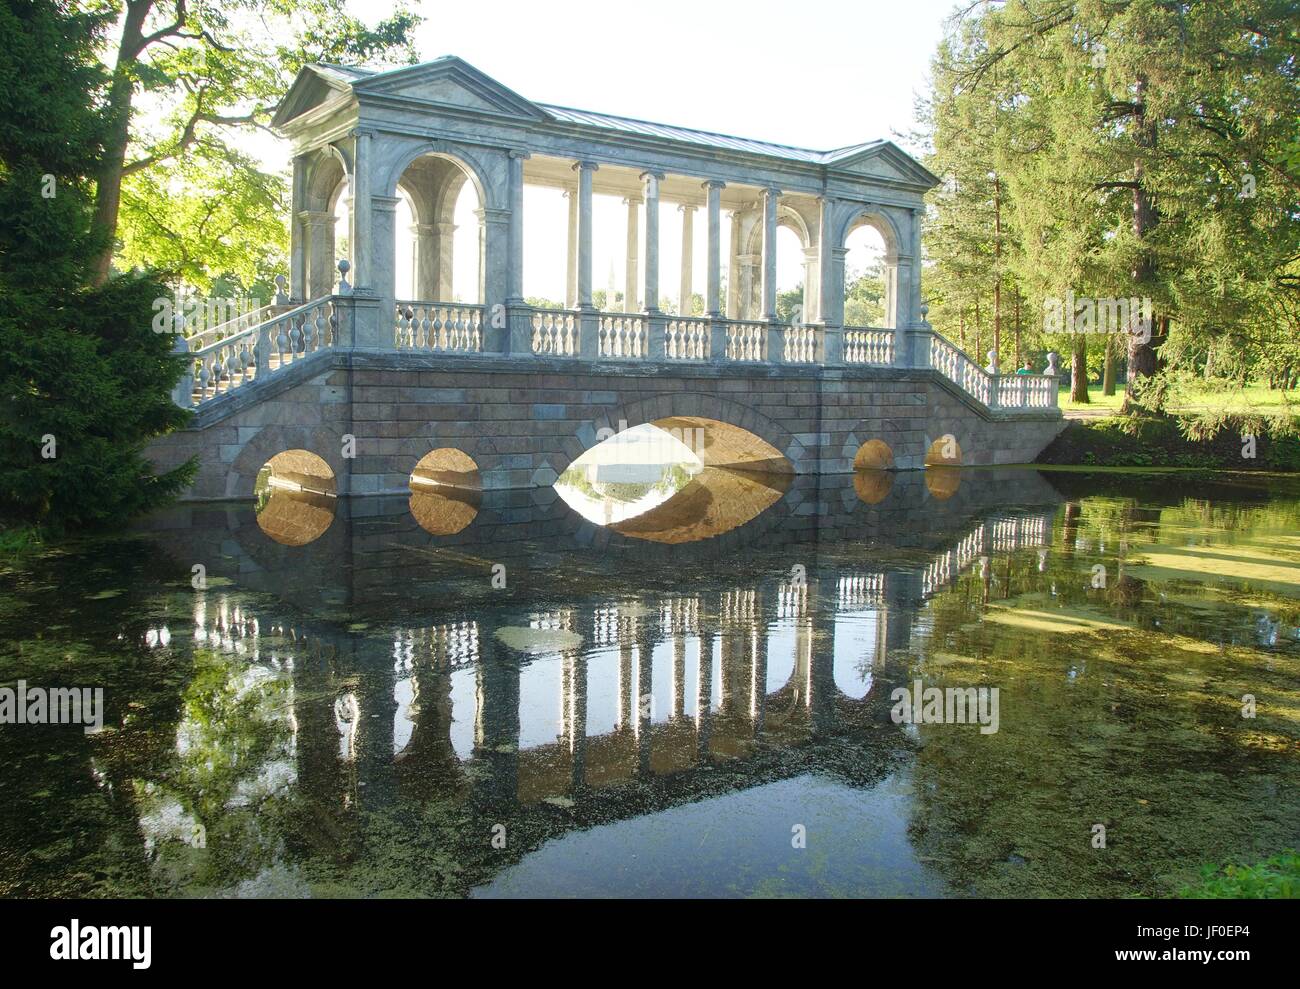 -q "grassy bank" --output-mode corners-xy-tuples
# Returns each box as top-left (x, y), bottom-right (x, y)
(1178, 851), (1299, 898)
(1038, 414), (1300, 471)
(1060, 382), (1297, 414)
